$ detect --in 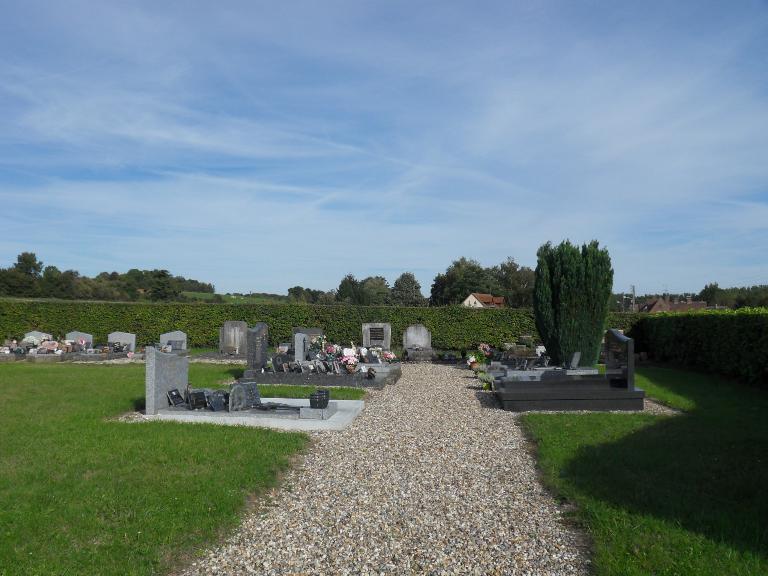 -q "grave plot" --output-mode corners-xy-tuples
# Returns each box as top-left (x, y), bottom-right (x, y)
(142, 346), (364, 431)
